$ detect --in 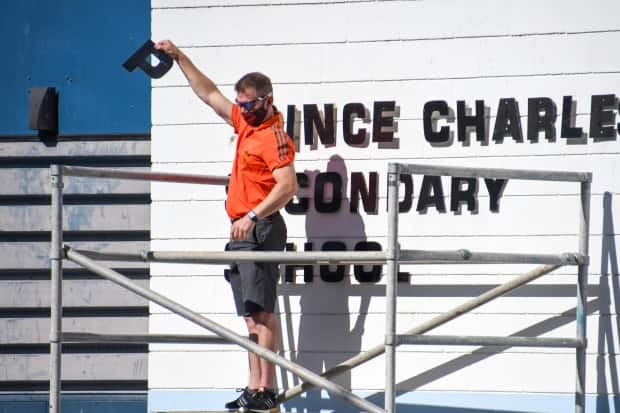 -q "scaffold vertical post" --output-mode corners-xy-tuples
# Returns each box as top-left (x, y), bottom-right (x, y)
(575, 178), (591, 413)
(385, 163), (400, 413)
(49, 165), (64, 413)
